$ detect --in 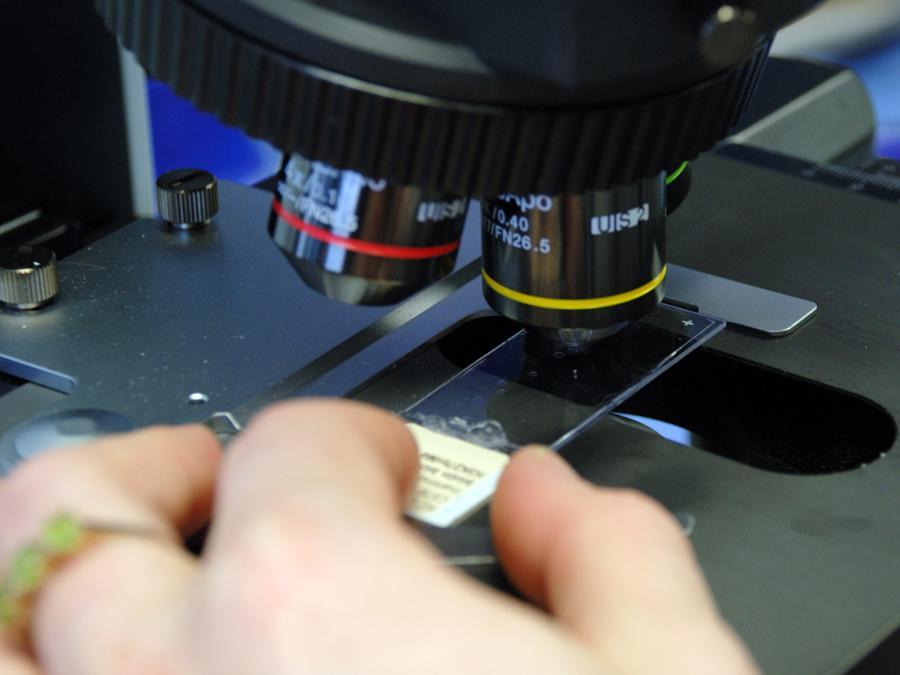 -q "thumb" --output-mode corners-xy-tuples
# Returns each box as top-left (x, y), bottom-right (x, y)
(491, 447), (759, 675)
